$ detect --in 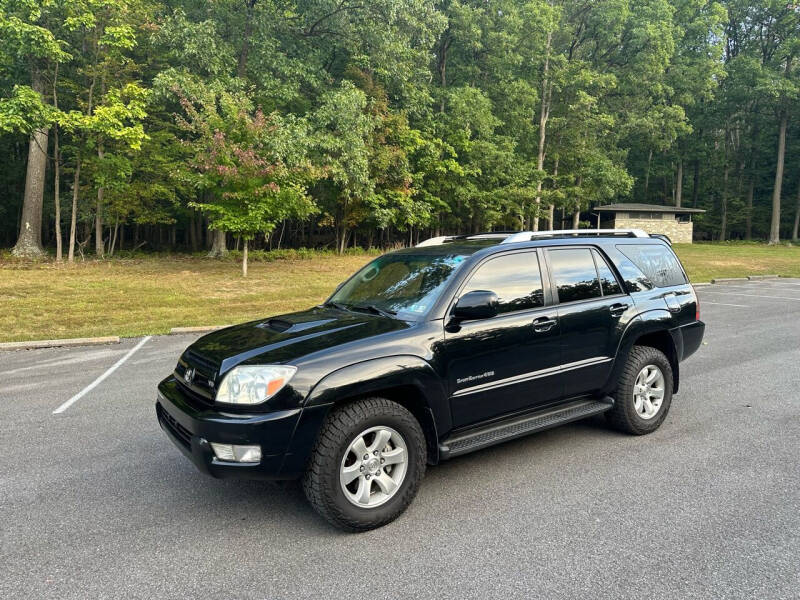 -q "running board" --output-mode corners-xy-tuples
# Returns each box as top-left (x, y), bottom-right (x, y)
(438, 397), (614, 460)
